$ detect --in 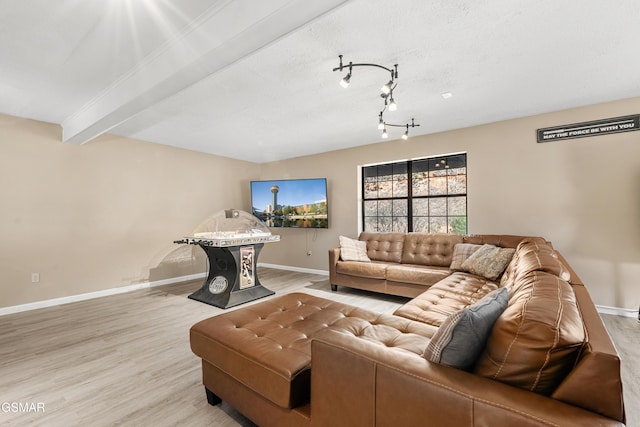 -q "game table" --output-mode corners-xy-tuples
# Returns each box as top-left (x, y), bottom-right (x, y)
(174, 209), (280, 309)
